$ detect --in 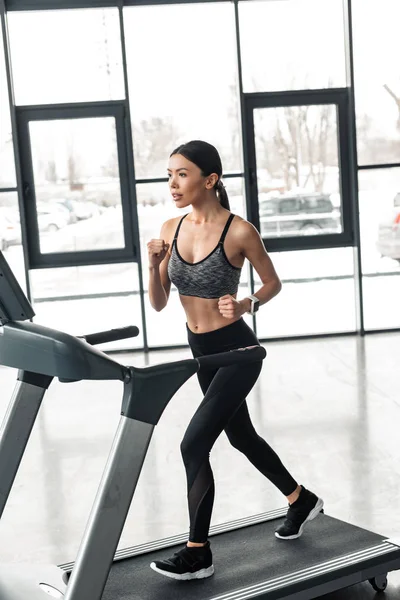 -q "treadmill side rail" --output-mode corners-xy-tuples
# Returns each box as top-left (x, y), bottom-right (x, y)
(206, 541), (400, 600)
